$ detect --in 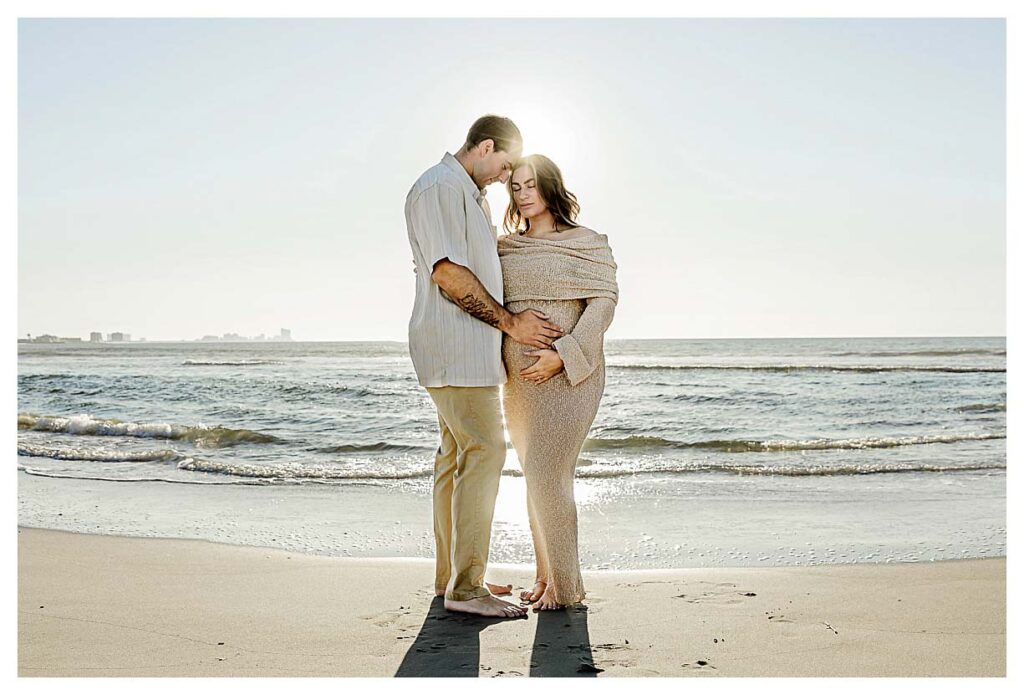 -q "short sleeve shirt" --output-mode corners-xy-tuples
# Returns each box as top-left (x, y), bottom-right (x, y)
(404, 152), (506, 387)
